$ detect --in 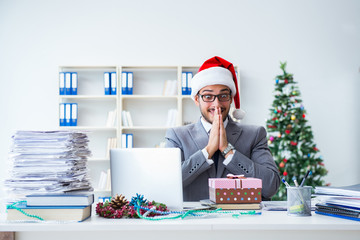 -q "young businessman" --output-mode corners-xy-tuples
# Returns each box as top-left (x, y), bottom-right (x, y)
(165, 56), (280, 201)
